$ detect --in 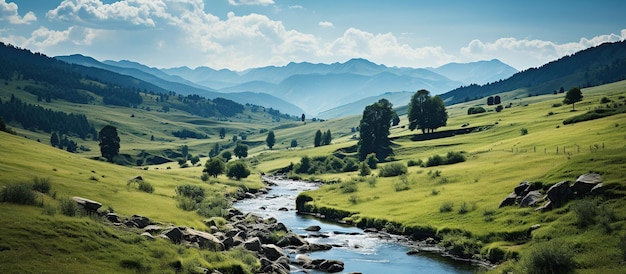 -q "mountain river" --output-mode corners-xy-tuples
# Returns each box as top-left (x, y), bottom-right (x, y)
(234, 177), (482, 273)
